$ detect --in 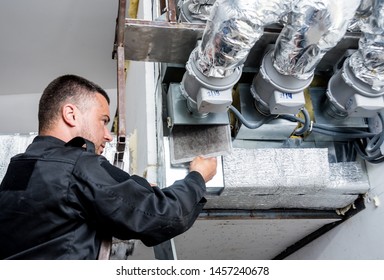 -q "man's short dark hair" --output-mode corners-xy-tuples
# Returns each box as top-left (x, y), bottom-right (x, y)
(38, 74), (110, 133)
